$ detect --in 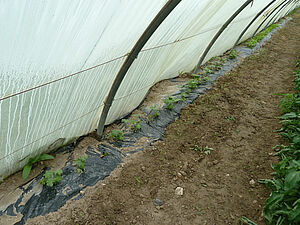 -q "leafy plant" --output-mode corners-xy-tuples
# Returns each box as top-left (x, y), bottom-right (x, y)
(187, 79), (197, 89)
(108, 129), (124, 141)
(260, 59), (300, 225)
(164, 96), (182, 110)
(22, 154), (54, 179)
(122, 119), (141, 132)
(248, 24), (279, 48)
(148, 105), (160, 120)
(229, 49), (238, 59)
(274, 93), (296, 113)
(190, 145), (214, 155)
(75, 155), (88, 173)
(40, 169), (62, 187)
(203, 67), (214, 74)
